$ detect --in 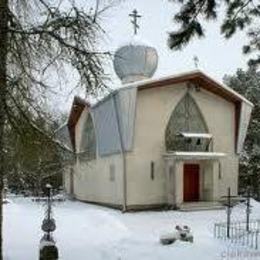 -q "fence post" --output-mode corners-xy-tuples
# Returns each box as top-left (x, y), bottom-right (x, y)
(256, 231), (259, 250)
(246, 187), (251, 232)
(227, 187), (231, 238)
(215, 219), (260, 249)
